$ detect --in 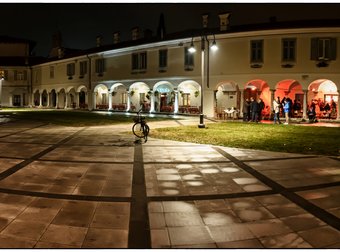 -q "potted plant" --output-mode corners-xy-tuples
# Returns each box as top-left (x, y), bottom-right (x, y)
(194, 90), (200, 97)
(154, 90), (159, 97)
(130, 90), (135, 96)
